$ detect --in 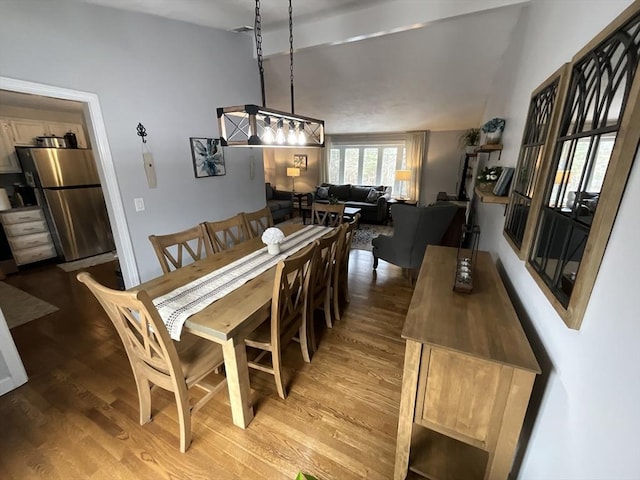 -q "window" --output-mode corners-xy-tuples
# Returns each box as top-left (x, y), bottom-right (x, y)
(328, 138), (406, 192)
